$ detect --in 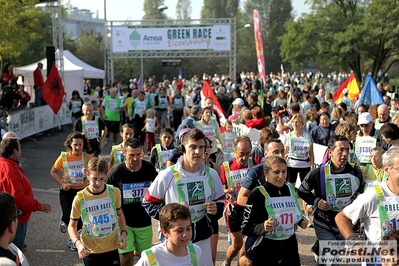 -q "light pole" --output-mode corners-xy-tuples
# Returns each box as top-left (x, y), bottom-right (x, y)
(140, 5), (168, 81)
(236, 23), (251, 33)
